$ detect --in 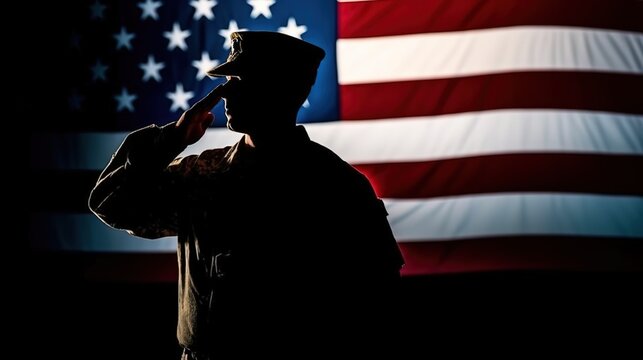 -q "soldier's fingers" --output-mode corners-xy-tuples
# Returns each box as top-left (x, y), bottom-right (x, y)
(191, 84), (224, 112)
